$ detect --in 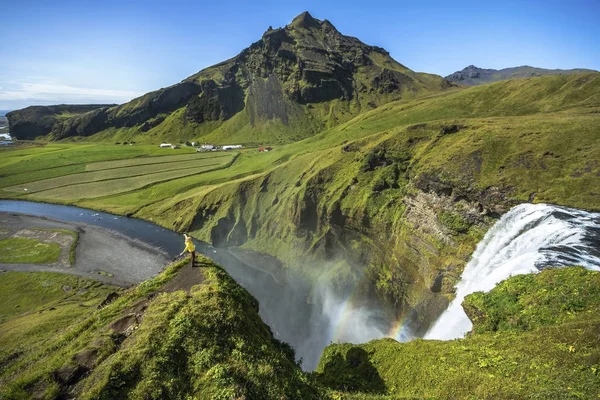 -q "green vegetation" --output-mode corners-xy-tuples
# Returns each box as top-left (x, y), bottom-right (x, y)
(85, 152), (224, 171)
(2, 262), (599, 399)
(463, 266), (600, 334)
(0, 271), (119, 359)
(28, 228), (79, 265)
(0, 258), (322, 400)
(316, 267), (600, 399)
(0, 238), (61, 264)
(1, 73), (598, 328)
